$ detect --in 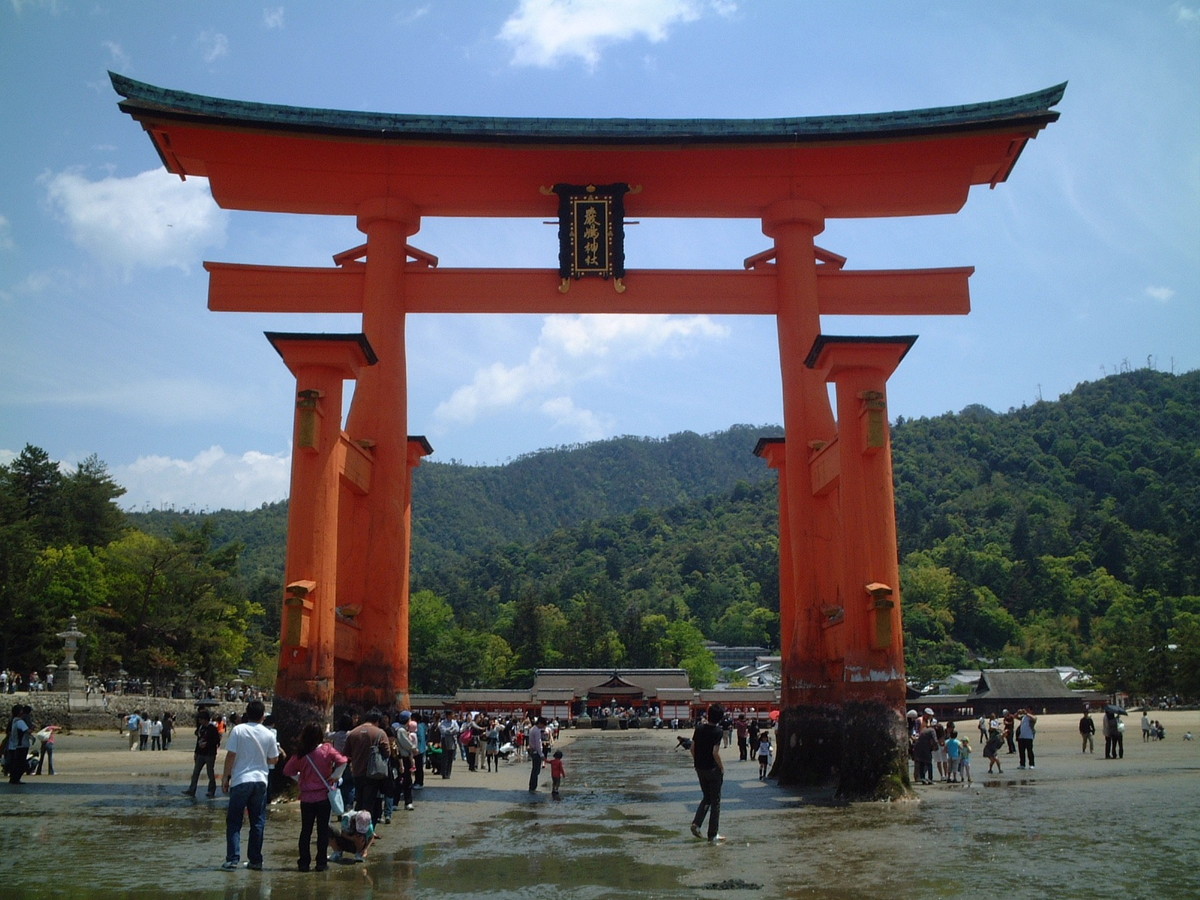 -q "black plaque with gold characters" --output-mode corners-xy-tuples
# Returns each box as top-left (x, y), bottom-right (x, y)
(551, 183), (630, 292)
